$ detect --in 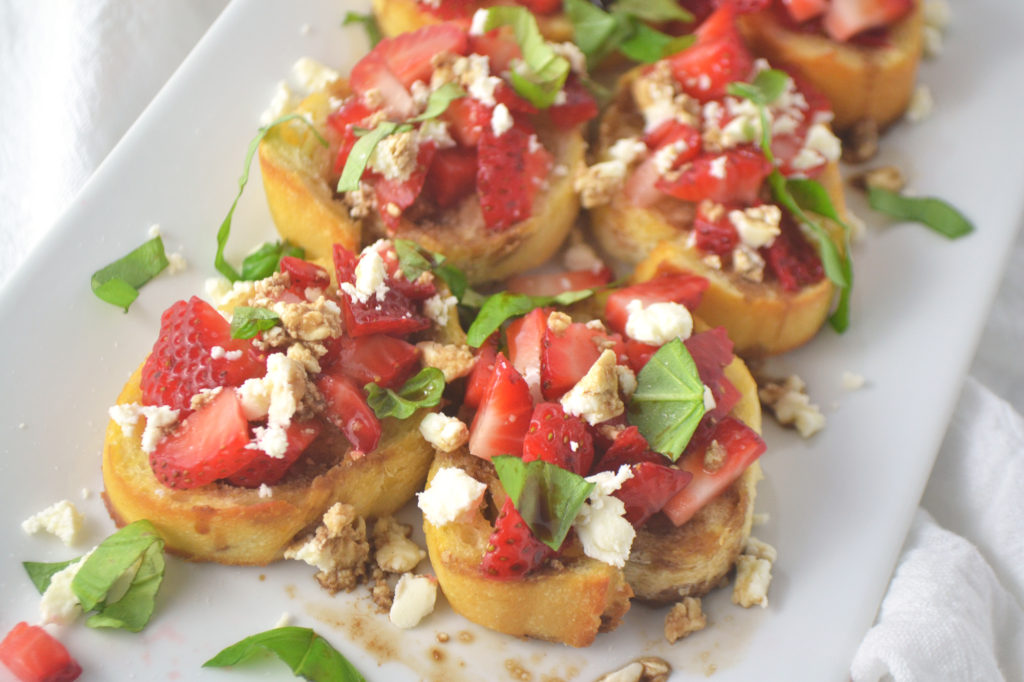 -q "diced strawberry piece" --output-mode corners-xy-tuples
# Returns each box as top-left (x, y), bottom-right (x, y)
(477, 122), (552, 231)
(468, 353), (534, 460)
(505, 267), (613, 297)
(280, 256), (330, 293)
(481, 497), (554, 580)
(717, 0), (771, 13)
(372, 141), (437, 229)
(140, 297), (266, 413)
(149, 389), (255, 489)
(541, 322), (625, 401)
(781, 0), (828, 22)
(371, 242), (438, 301)
(339, 288), (432, 338)
(517, 0), (562, 15)
(615, 462), (694, 526)
(468, 30), (523, 74)
(444, 96), (491, 147)
(604, 274), (709, 336)
(316, 371), (383, 453)
(822, 0), (913, 42)
(624, 156), (666, 208)
(328, 99), (374, 174)
(624, 339), (660, 374)
(330, 334), (420, 389)
(332, 243), (359, 284)
(662, 416), (766, 526)
(225, 420), (323, 488)
(363, 24), (469, 91)
(494, 81), (539, 115)
(761, 210), (825, 291)
(418, 0), (475, 20)
(0, 622), (82, 682)
(656, 147), (773, 204)
(685, 328), (741, 421)
(426, 146), (478, 208)
(521, 403), (594, 475)
(548, 77), (599, 129)
(668, 7), (753, 101)
(643, 120), (702, 170)
(693, 201), (740, 258)
(506, 308), (548, 402)
(595, 425), (669, 472)
(349, 53), (417, 119)
(464, 334), (498, 409)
